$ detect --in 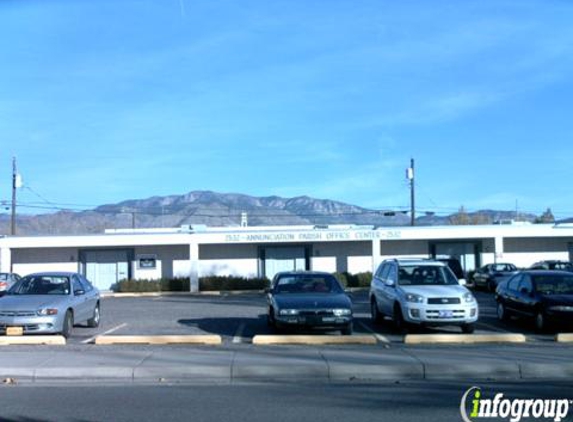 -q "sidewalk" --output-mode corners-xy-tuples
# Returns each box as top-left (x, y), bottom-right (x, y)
(1, 343), (573, 384)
